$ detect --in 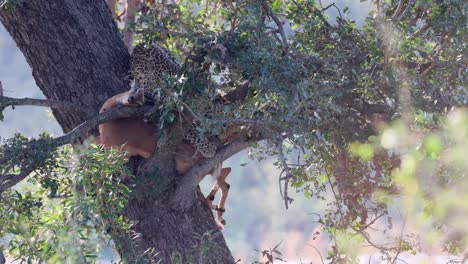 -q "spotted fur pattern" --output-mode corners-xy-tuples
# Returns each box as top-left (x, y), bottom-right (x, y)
(130, 43), (218, 158)
(130, 43), (181, 88)
(183, 122), (217, 158)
